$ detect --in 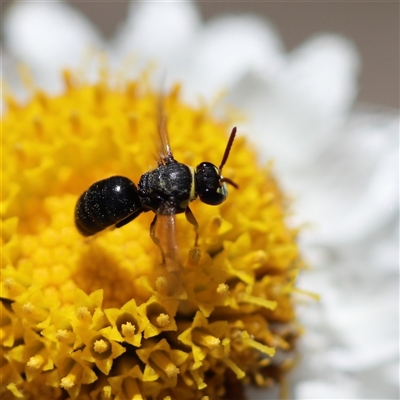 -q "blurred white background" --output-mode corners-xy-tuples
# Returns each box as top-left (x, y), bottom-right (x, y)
(2, 1), (398, 108)
(59, 1), (398, 109)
